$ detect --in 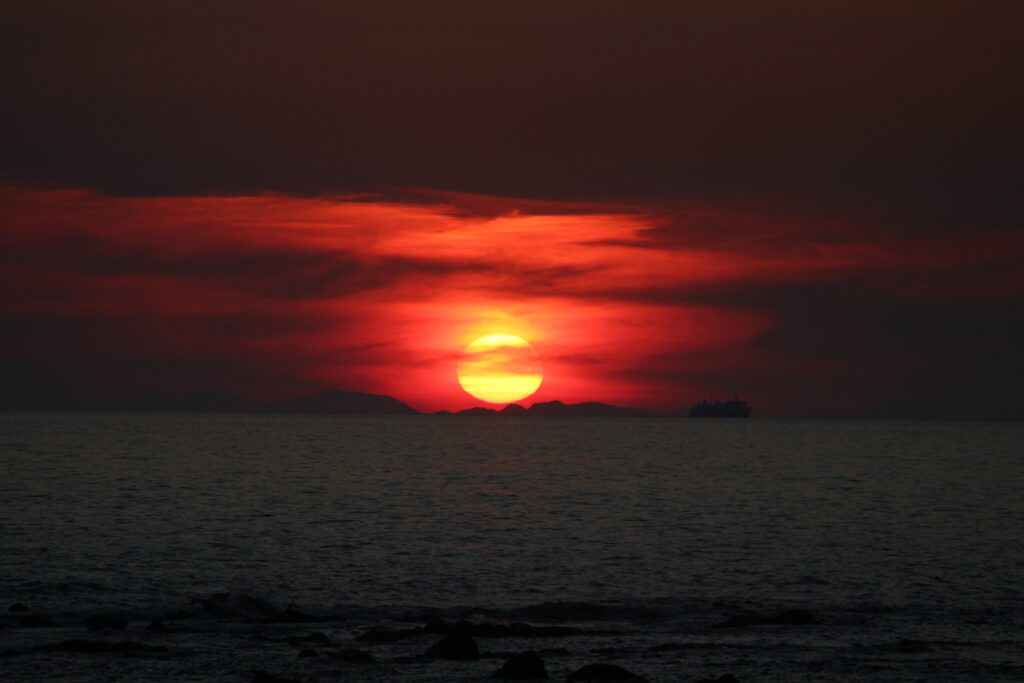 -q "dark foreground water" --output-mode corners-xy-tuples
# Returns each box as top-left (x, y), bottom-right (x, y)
(2, 413), (1022, 682)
